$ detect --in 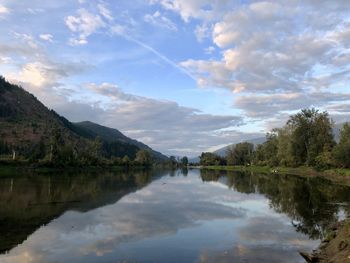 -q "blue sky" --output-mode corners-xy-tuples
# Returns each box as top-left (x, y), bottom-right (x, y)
(0, 0), (350, 156)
